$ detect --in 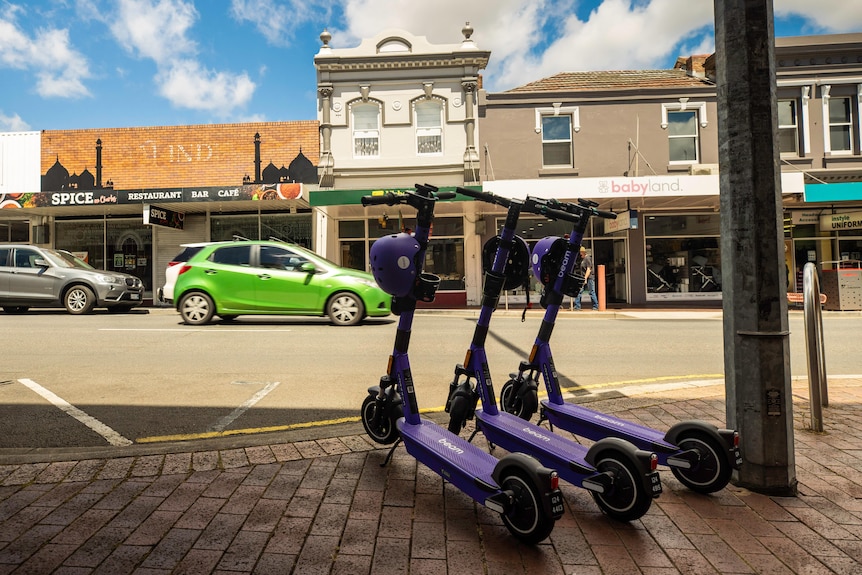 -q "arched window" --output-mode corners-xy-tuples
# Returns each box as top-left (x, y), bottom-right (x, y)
(415, 100), (443, 155)
(352, 103), (380, 157)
